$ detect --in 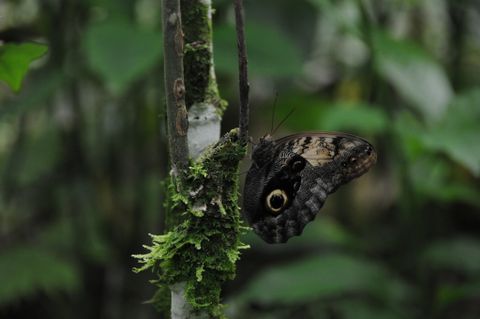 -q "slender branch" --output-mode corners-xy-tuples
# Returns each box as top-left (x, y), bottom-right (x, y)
(163, 0), (189, 182)
(182, 0), (222, 158)
(136, 3), (248, 318)
(234, 0), (250, 146)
